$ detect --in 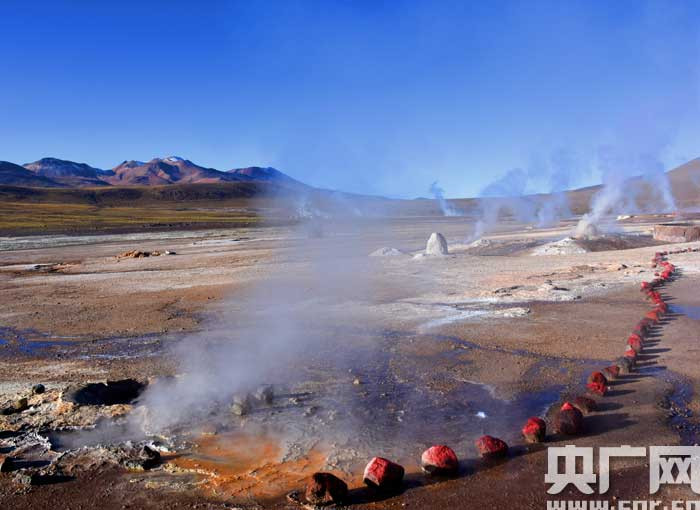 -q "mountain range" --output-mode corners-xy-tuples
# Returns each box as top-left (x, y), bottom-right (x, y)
(0, 156), (305, 189)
